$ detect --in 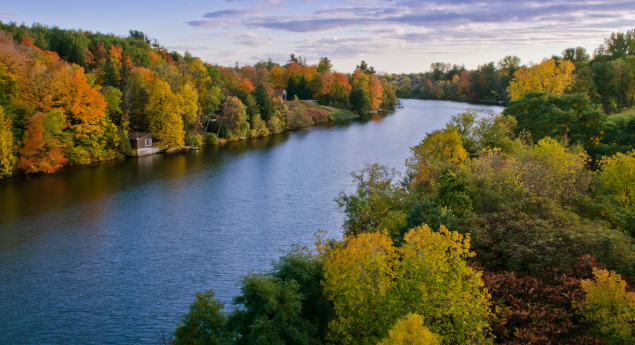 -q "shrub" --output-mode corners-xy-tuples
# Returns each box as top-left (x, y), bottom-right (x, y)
(185, 134), (202, 147)
(205, 133), (219, 145)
